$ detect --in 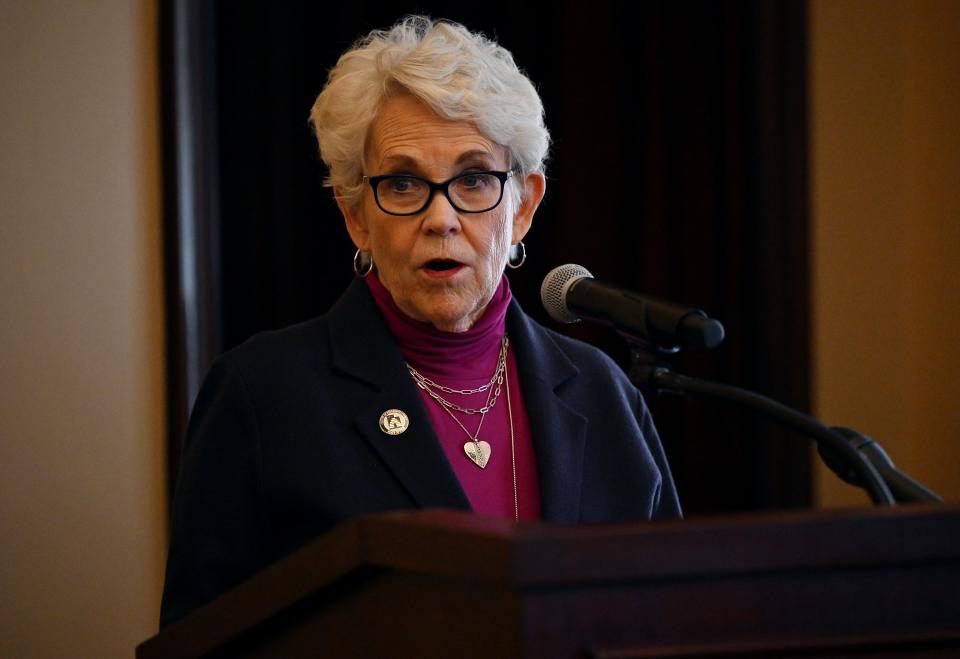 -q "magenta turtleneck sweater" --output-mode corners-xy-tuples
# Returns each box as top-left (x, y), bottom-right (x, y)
(365, 272), (542, 521)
